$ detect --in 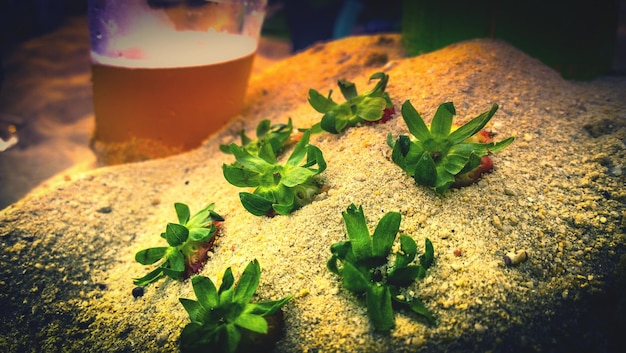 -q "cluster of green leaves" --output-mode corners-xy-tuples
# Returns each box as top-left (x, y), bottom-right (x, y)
(327, 204), (435, 332)
(308, 72), (393, 134)
(222, 130), (326, 216)
(388, 101), (514, 194)
(133, 203), (224, 287)
(179, 259), (292, 353)
(219, 118), (293, 157)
